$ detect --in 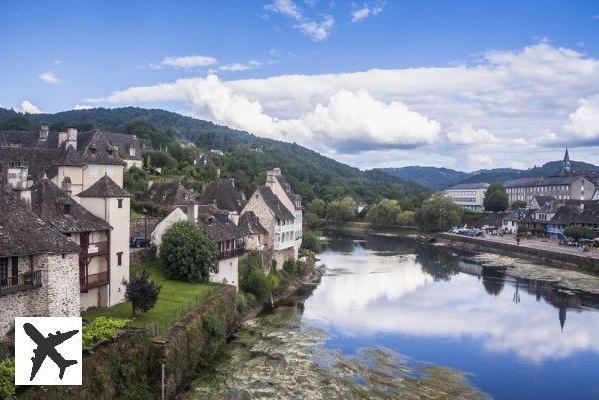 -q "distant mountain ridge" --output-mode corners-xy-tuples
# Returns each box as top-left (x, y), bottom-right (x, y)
(381, 160), (599, 191)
